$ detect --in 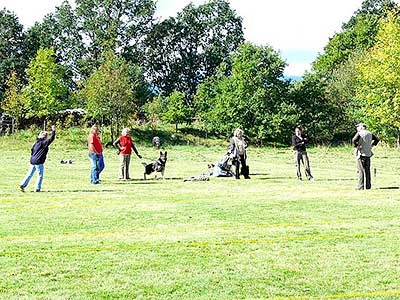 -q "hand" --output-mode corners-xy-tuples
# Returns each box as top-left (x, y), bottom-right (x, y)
(51, 125), (56, 131)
